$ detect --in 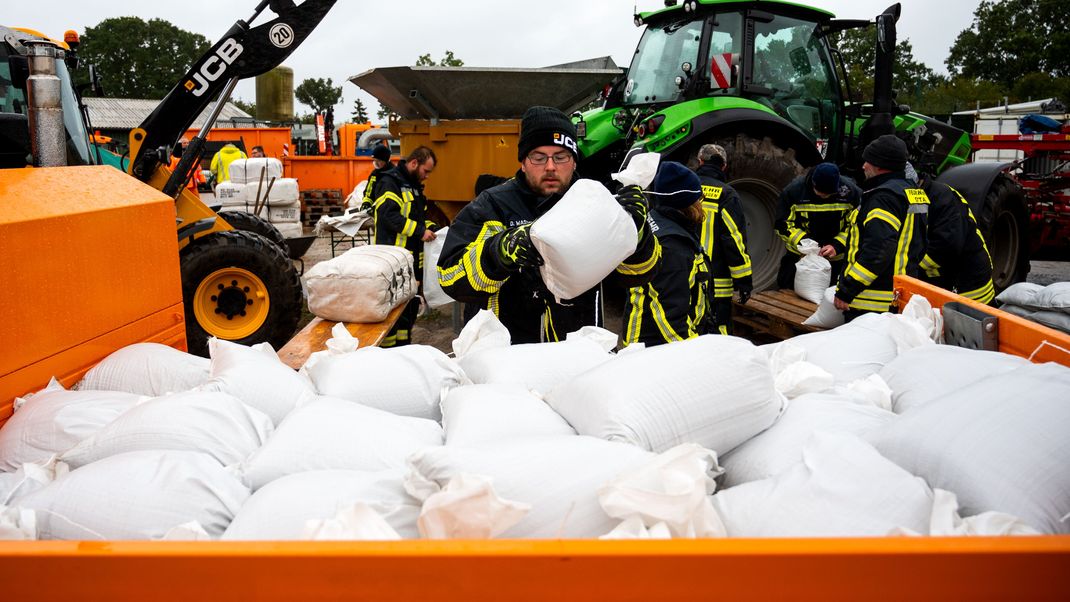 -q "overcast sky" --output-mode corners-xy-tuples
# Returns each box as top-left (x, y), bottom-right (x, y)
(8, 0), (983, 119)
